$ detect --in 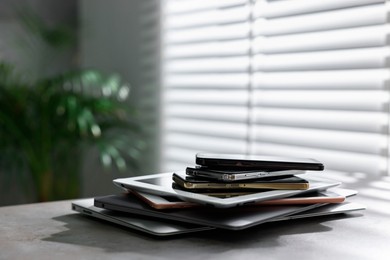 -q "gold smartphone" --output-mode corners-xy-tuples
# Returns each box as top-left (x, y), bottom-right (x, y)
(172, 173), (310, 190)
